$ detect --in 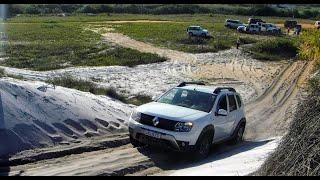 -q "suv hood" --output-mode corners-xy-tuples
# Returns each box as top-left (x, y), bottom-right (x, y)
(137, 102), (208, 121)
